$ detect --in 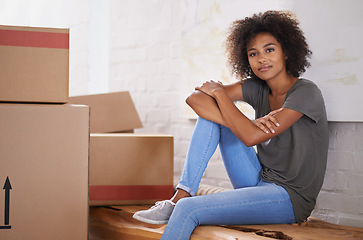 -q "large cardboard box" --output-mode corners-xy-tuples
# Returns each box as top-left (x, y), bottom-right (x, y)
(0, 104), (89, 240)
(0, 25), (69, 103)
(89, 133), (174, 206)
(69, 91), (143, 133)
